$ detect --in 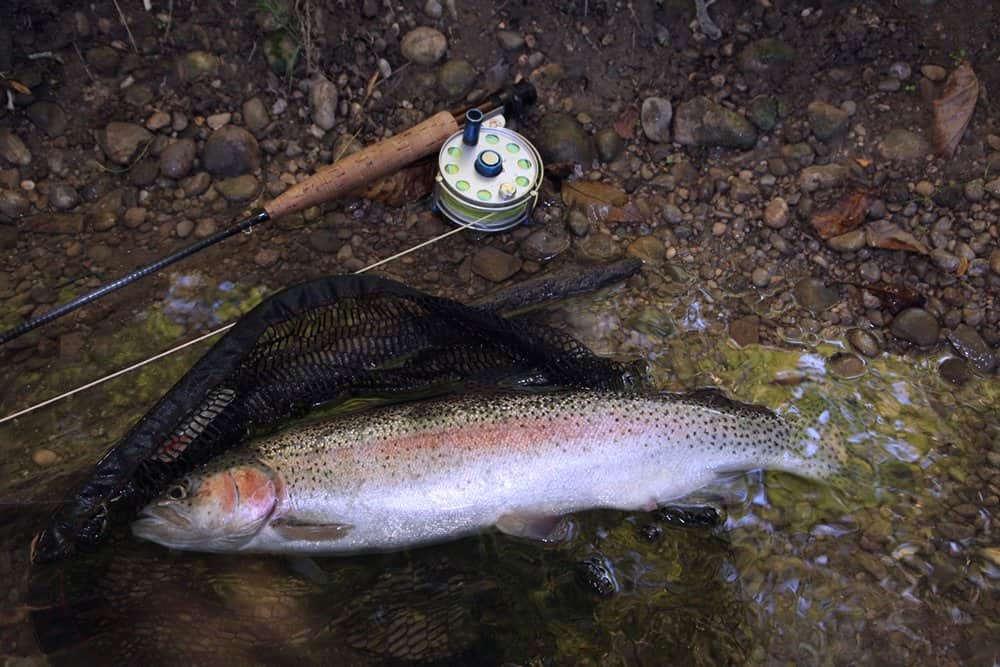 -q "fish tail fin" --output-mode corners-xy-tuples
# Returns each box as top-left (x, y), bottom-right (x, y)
(772, 392), (867, 490)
